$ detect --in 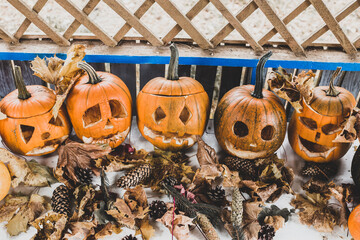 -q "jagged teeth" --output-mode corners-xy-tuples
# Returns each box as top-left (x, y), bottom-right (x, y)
(143, 126), (196, 146)
(82, 127), (130, 145)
